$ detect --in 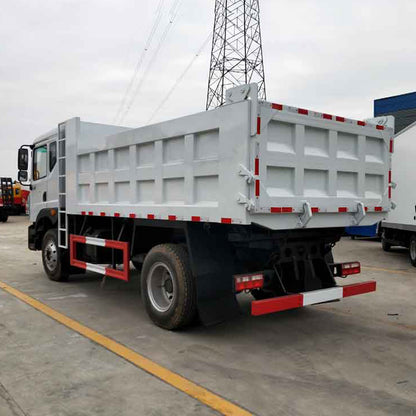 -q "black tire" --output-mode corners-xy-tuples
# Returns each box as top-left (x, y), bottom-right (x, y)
(0, 212), (8, 223)
(41, 229), (69, 281)
(409, 235), (416, 267)
(141, 244), (196, 330)
(382, 238), (391, 252)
